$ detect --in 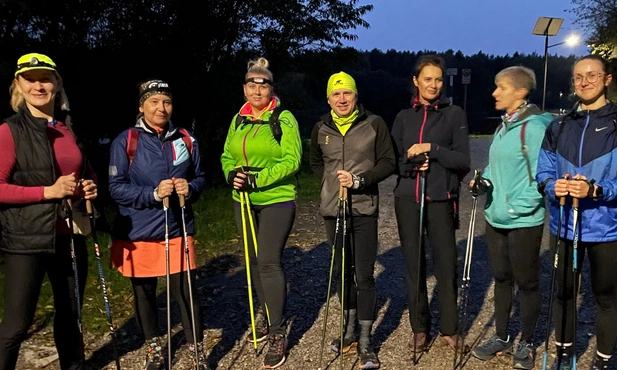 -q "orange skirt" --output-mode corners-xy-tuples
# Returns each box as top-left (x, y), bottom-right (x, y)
(110, 236), (197, 278)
